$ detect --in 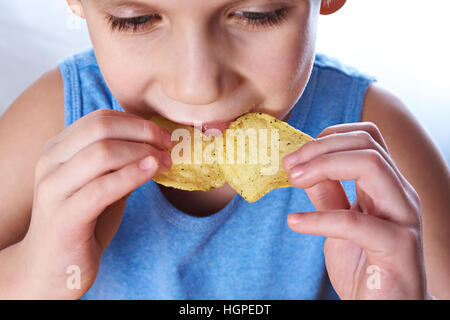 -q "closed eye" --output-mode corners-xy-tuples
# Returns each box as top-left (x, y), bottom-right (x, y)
(229, 7), (290, 29)
(107, 14), (162, 32)
(106, 7), (290, 33)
